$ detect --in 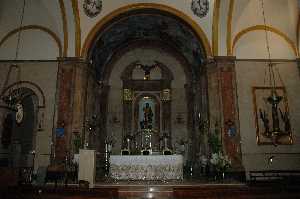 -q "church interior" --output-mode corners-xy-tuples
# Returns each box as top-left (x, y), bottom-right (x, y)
(0, 0), (300, 198)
